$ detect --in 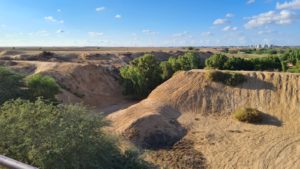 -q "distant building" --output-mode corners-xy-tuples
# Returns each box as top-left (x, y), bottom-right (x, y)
(254, 44), (274, 49)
